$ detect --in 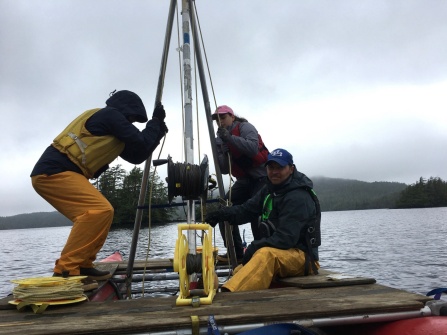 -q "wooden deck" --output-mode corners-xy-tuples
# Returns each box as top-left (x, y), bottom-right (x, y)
(0, 260), (433, 335)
